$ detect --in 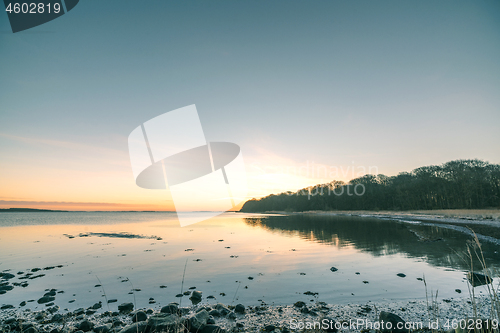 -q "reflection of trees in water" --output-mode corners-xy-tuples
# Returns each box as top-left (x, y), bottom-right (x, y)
(244, 215), (500, 272)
